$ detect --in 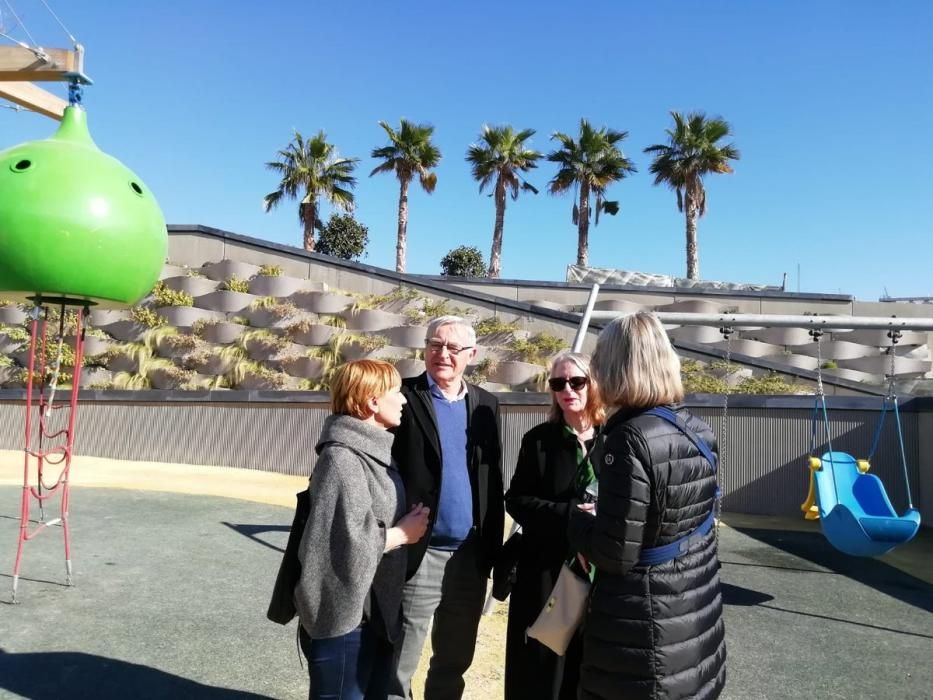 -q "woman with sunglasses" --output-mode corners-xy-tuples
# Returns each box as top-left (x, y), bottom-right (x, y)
(502, 351), (605, 700)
